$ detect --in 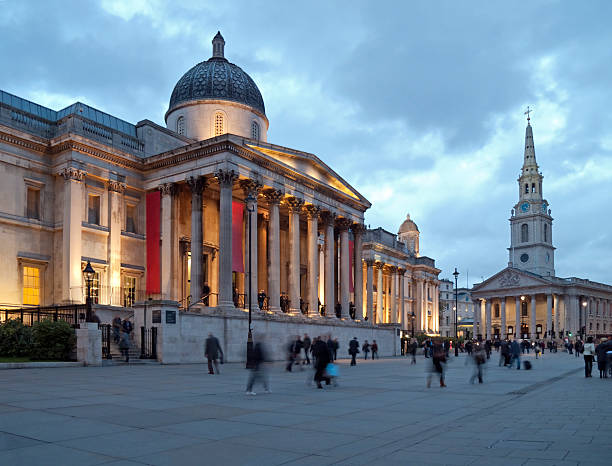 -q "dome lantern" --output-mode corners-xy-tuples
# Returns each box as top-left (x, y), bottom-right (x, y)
(212, 31), (225, 58)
